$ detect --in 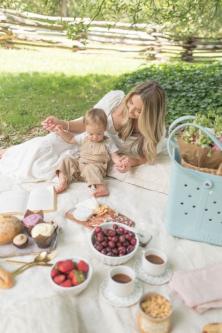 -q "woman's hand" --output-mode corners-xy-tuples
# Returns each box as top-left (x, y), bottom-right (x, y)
(41, 116), (61, 132)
